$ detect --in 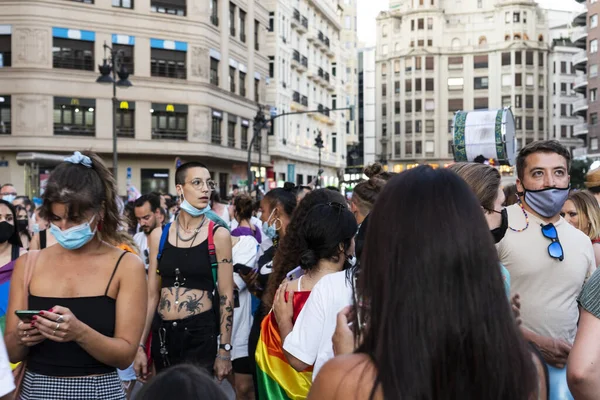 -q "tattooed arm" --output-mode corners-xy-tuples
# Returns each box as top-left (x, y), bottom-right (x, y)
(214, 227), (234, 381)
